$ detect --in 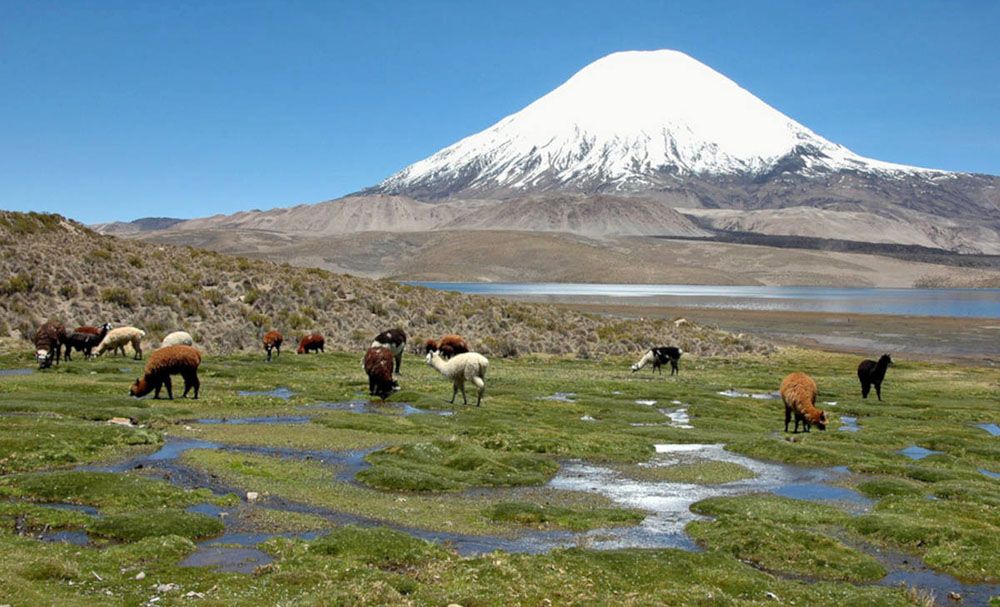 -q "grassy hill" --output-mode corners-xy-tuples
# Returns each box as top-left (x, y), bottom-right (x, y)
(0, 211), (768, 357)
